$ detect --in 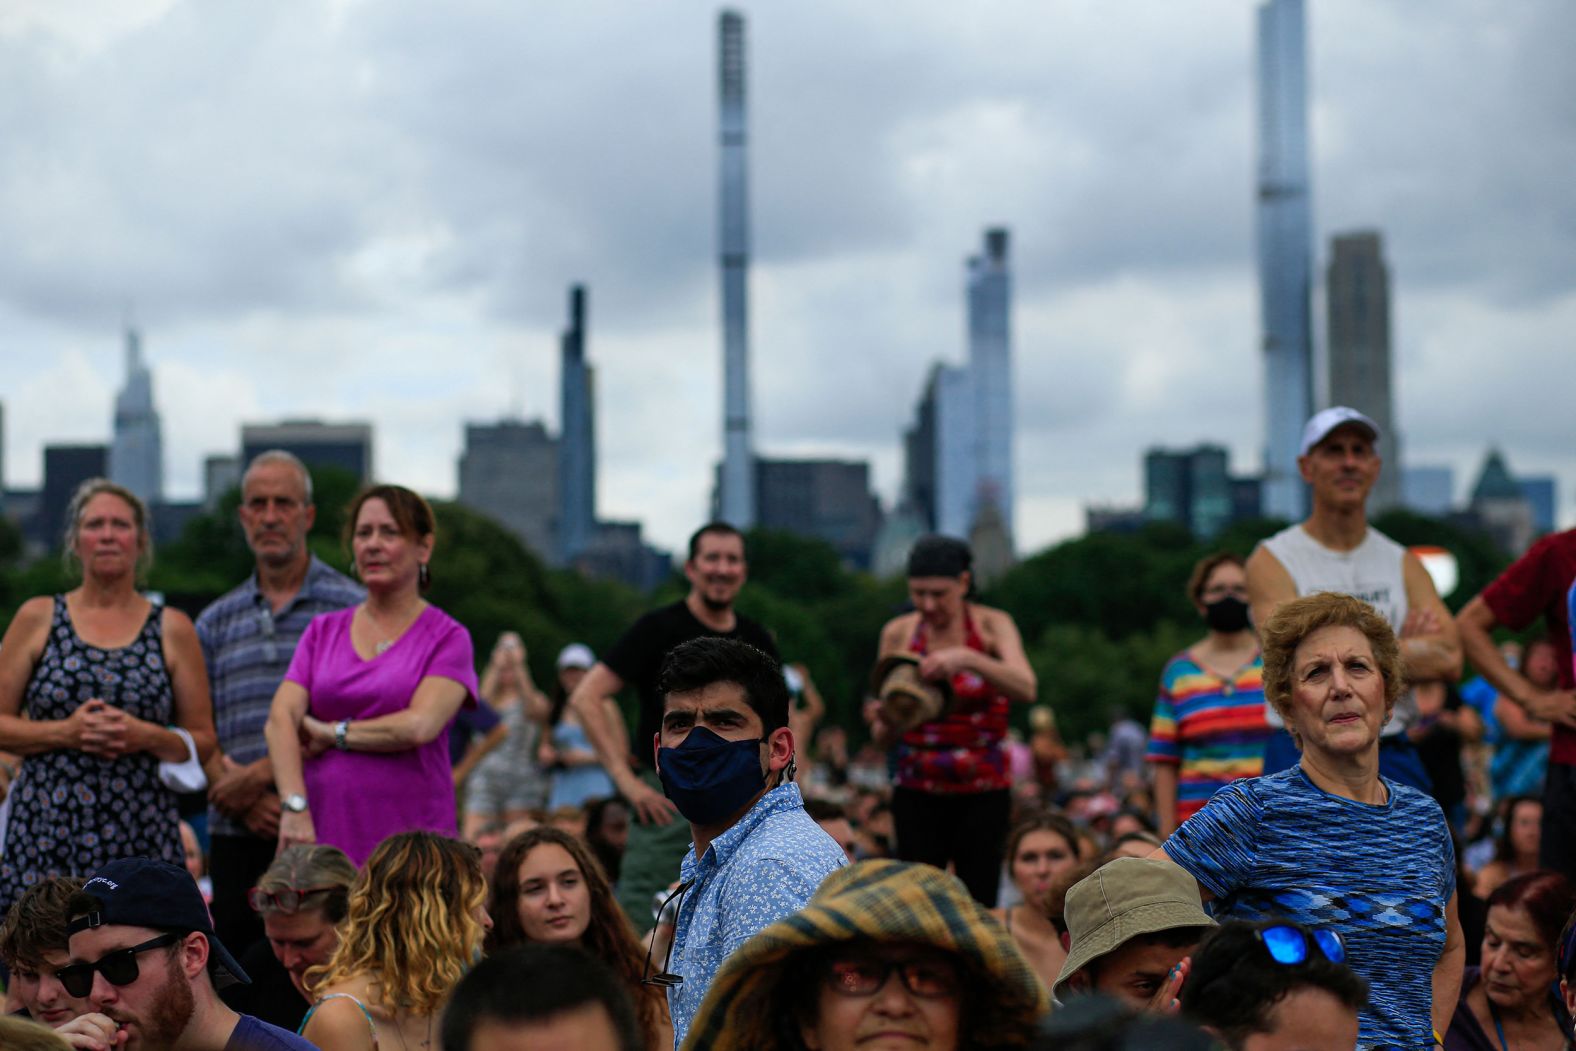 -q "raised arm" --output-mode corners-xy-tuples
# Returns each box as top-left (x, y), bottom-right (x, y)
(567, 662), (677, 825)
(1399, 553), (1463, 683)
(1457, 596), (1576, 730)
